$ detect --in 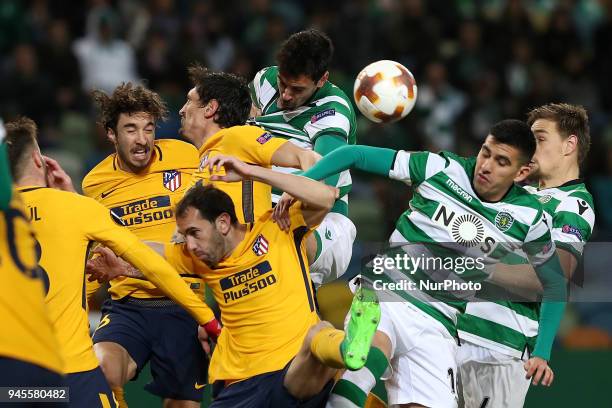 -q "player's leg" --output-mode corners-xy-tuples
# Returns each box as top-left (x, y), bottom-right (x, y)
(326, 331), (392, 408)
(309, 213), (357, 287)
(283, 287), (381, 400)
(324, 277), (391, 408)
(146, 304), (206, 408)
(93, 300), (153, 408)
(65, 366), (118, 408)
(383, 303), (459, 408)
(457, 341), (530, 408)
(94, 343), (138, 407)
